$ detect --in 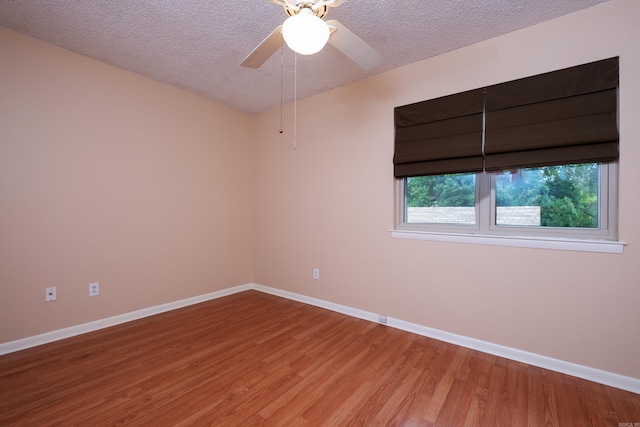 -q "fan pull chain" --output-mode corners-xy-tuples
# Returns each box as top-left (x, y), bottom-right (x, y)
(293, 52), (297, 150)
(279, 45), (284, 134)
